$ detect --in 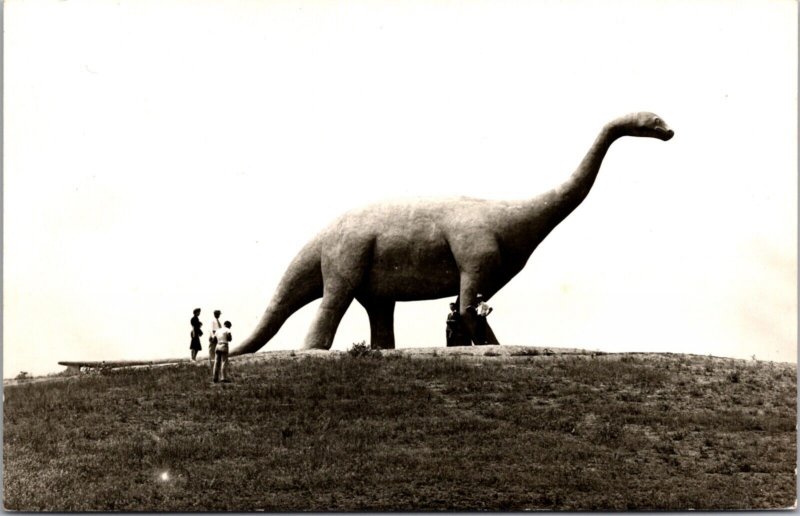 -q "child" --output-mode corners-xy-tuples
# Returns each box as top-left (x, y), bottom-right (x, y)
(213, 321), (232, 383)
